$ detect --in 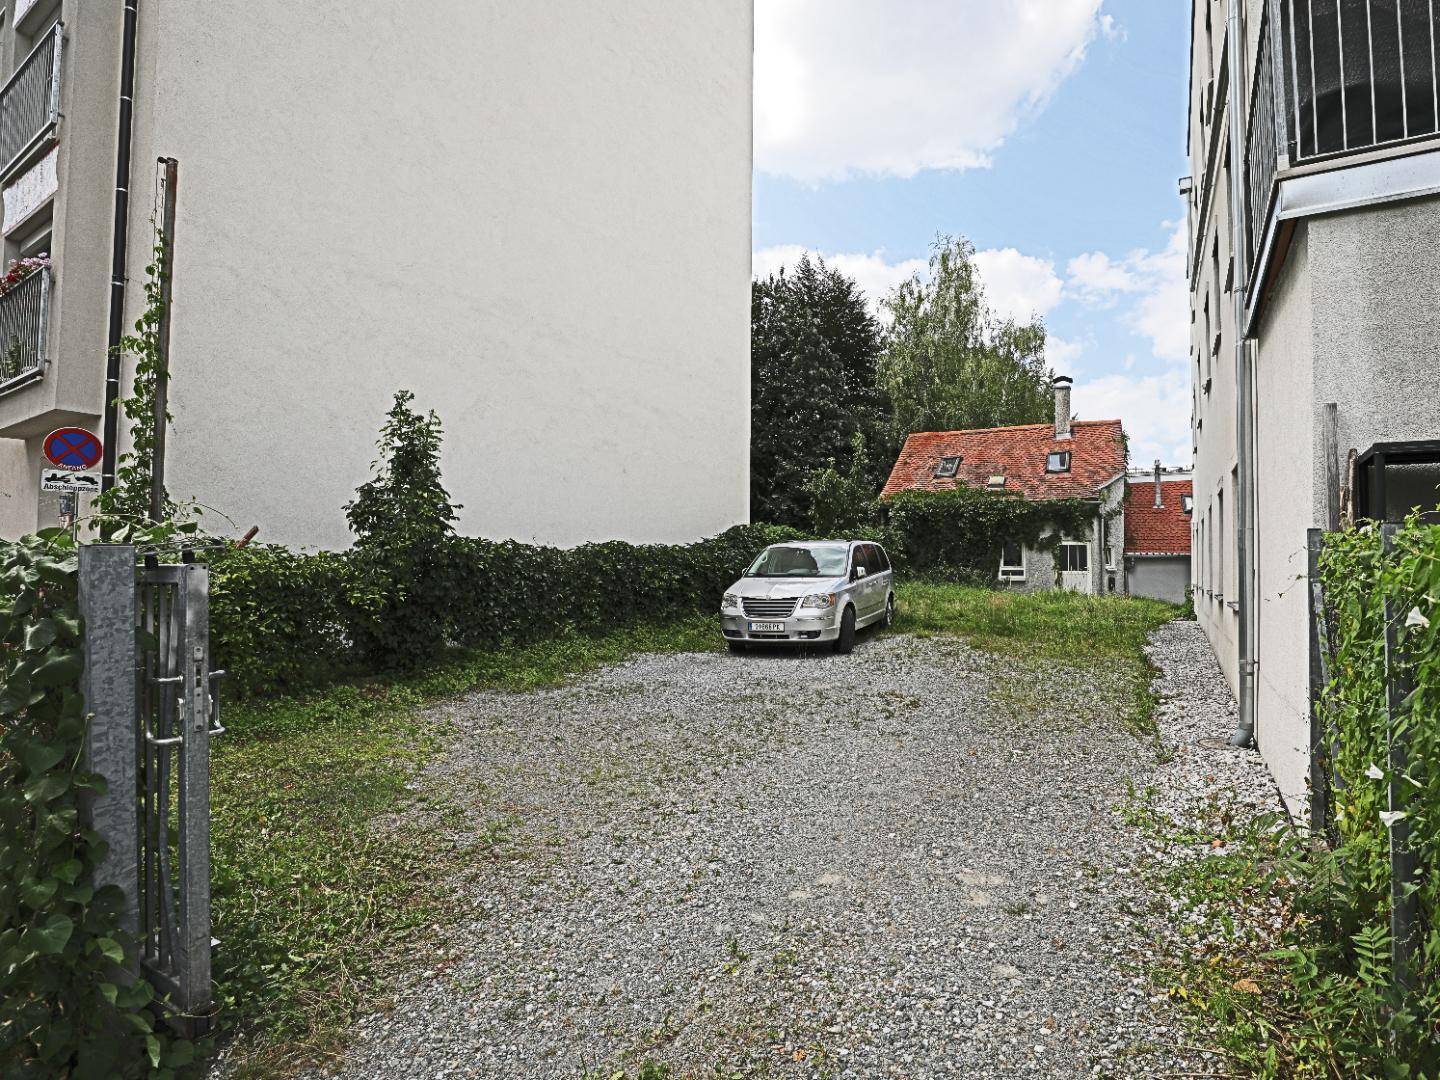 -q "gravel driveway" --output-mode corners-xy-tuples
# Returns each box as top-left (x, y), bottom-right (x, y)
(310, 621), (1265, 1079)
